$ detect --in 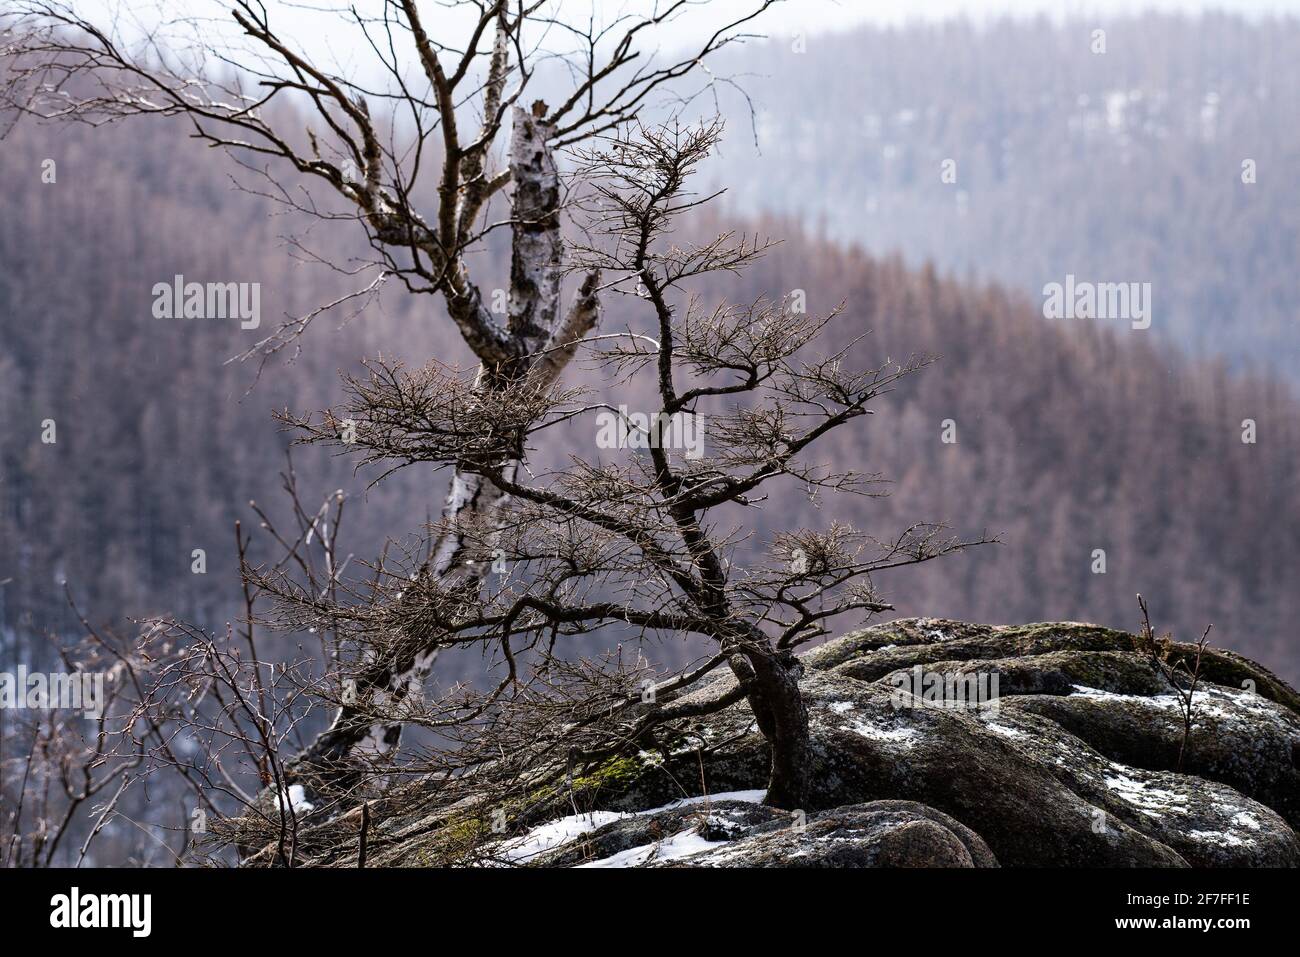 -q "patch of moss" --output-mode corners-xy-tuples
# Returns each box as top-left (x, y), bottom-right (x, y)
(999, 622), (1132, 655)
(410, 815), (483, 866)
(443, 816), (489, 844)
(570, 755), (645, 795)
